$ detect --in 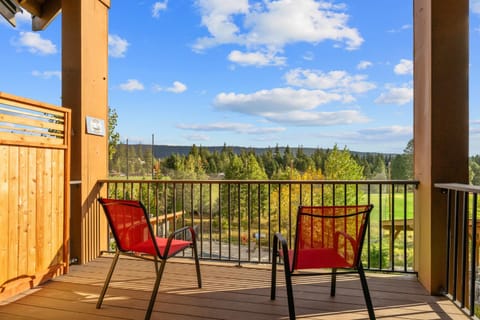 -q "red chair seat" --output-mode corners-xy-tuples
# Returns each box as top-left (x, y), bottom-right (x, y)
(131, 237), (192, 257)
(287, 248), (352, 270)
